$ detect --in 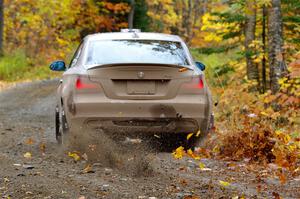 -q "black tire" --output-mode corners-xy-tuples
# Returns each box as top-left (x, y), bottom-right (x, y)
(55, 106), (69, 144)
(55, 106), (62, 144)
